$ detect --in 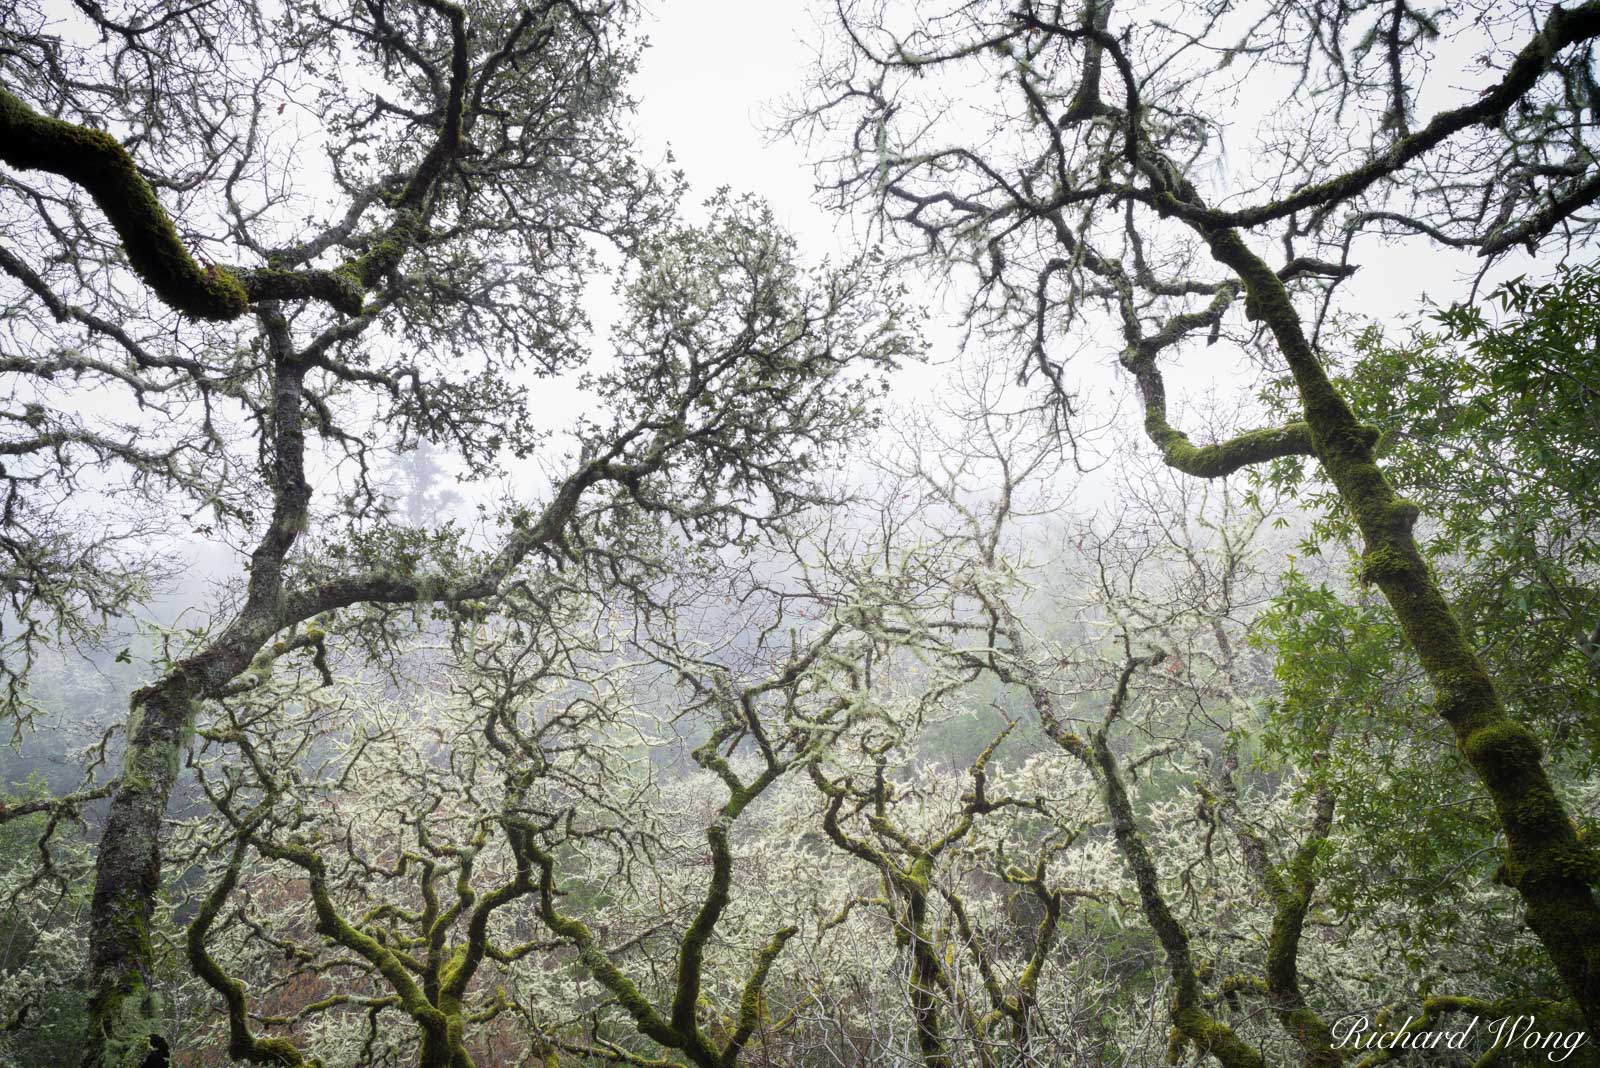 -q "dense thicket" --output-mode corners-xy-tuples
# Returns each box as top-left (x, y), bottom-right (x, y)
(1, 1), (1597, 1066)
